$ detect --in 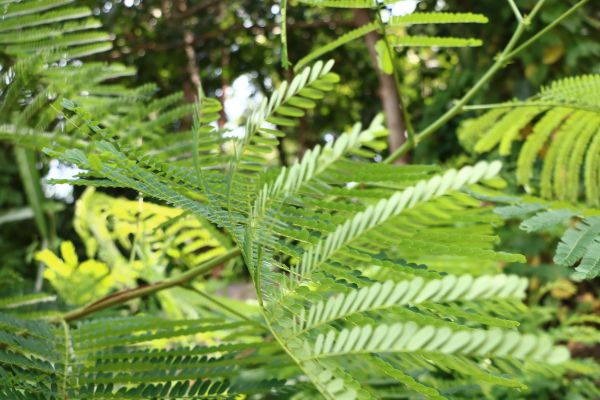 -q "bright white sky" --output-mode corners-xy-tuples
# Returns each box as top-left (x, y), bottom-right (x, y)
(390, 0), (419, 17)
